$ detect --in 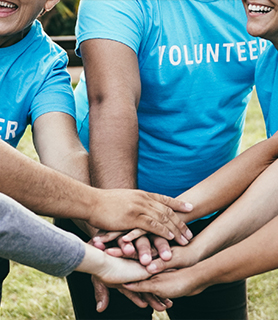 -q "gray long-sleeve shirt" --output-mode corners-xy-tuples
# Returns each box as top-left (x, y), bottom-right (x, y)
(0, 193), (85, 277)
